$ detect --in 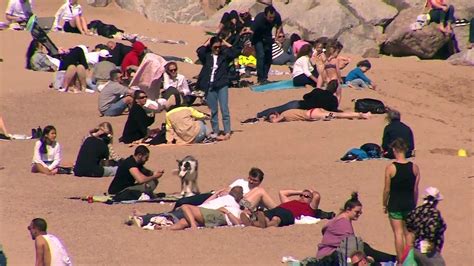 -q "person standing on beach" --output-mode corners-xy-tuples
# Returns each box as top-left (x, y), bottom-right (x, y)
(250, 5), (283, 85)
(28, 218), (72, 266)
